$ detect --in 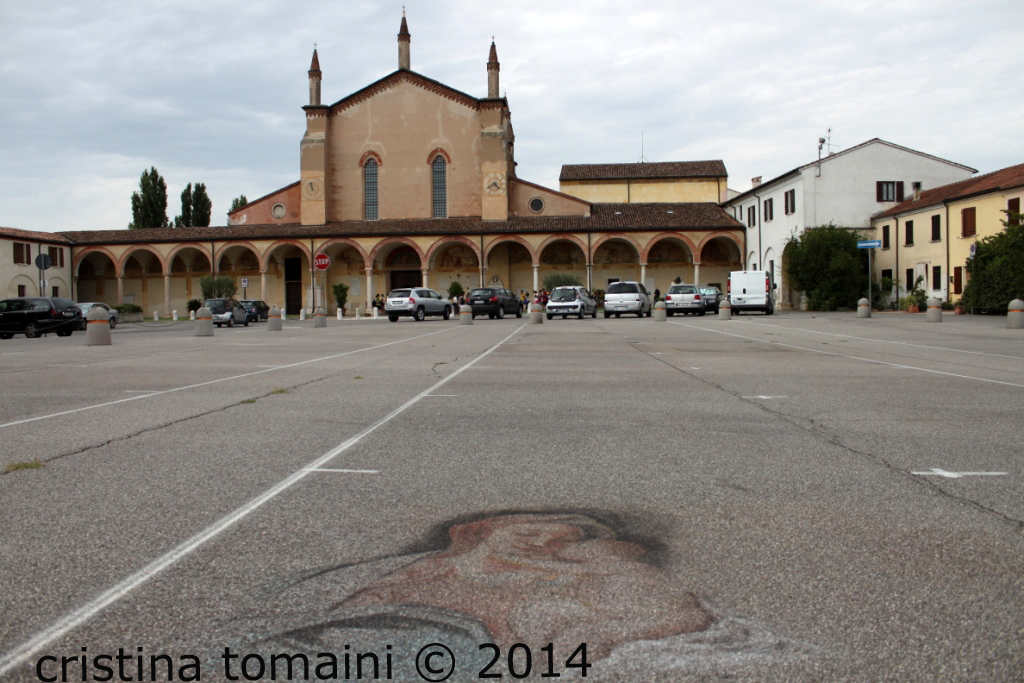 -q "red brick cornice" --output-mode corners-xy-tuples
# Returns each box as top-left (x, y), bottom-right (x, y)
(331, 71), (480, 115)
